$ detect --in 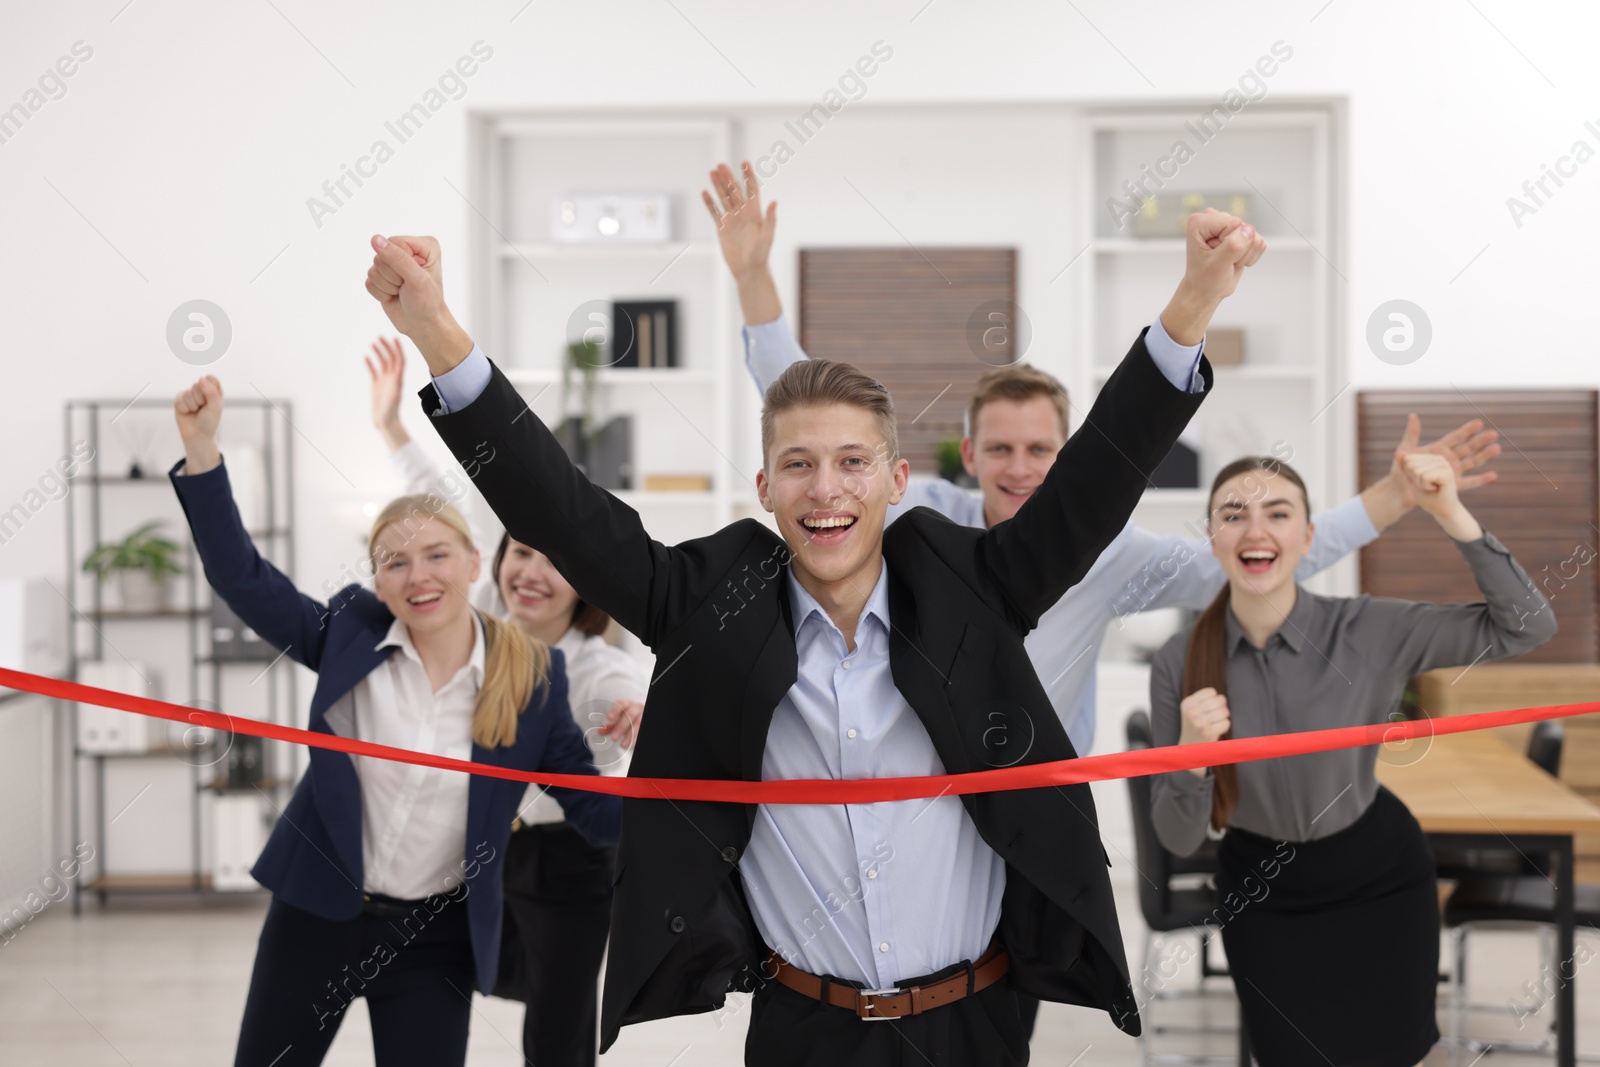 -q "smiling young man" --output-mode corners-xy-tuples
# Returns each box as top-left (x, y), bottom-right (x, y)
(362, 209), (1251, 1064)
(702, 161), (1503, 767)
